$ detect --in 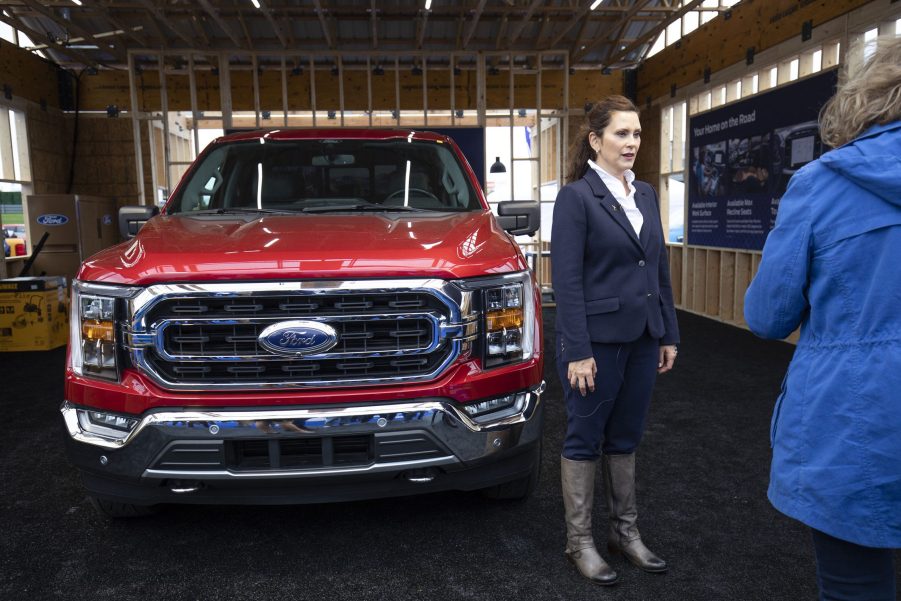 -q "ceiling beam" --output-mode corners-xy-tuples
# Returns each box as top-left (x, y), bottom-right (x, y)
(462, 0), (487, 49)
(549, 2), (593, 48)
(370, 0), (378, 50)
(197, 0), (244, 49)
(602, 0), (705, 68)
(257, 0), (288, 49)
(507, 0), (544, 46)
(417, 6), (430, 50)
(19, 0), (128, 63)
(572, 0), (653, 64)
(312, 0), (334, 49)
(0, 11), (99, 69)
(91, 1), (149, 47)
(135, 0), (195, 47)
